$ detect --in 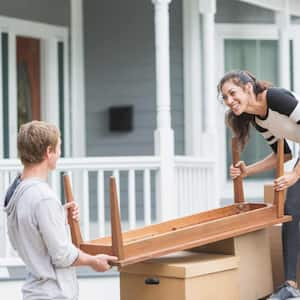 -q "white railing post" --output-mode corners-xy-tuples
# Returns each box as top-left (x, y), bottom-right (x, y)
(70, 0), (86, 157)
(183, 0), (202, 156)
(198, 0), (219, 208)
(97, 170), (105, 237)
(143, 169), (151, 225)
(82, 170), (90, 240)
(128, 170), (136, 229)
(152, 0), (176, 221)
